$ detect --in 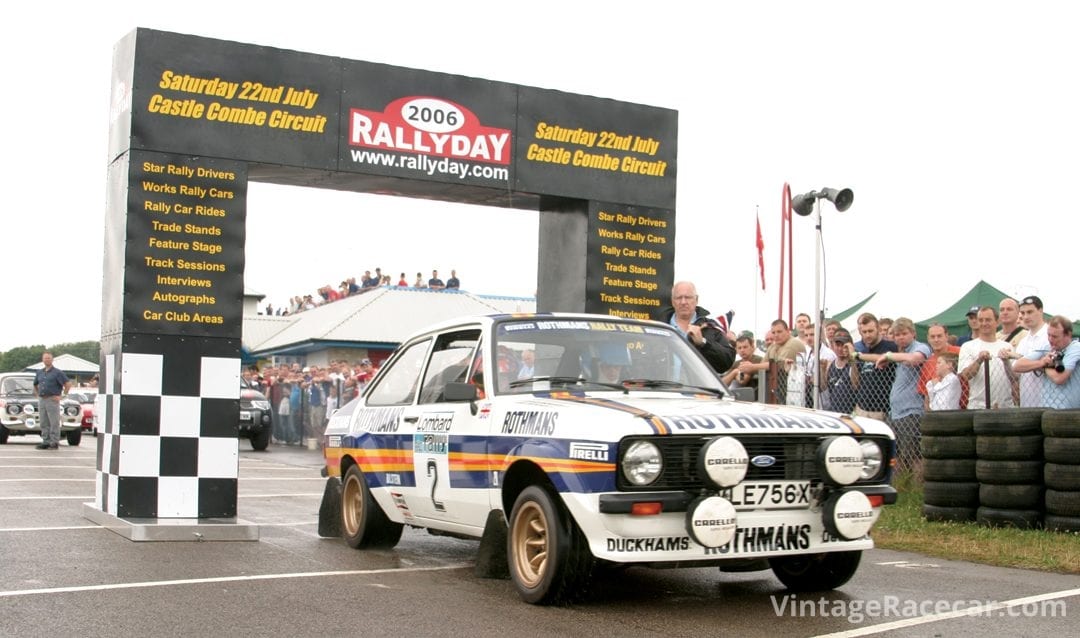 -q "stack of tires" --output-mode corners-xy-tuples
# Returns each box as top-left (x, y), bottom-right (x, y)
(1042, 410), (1080, 533)
(974, 409), (1044, 529)
(921, 410), (978, 522)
